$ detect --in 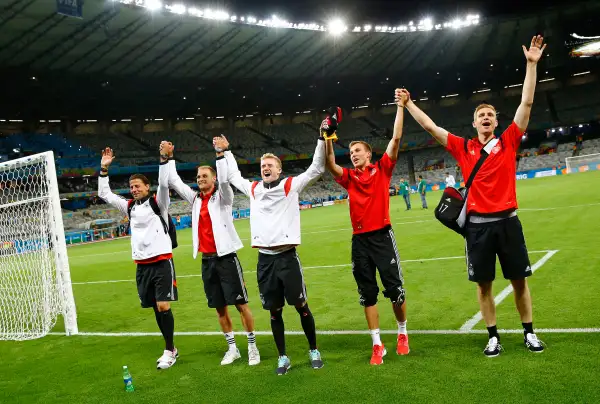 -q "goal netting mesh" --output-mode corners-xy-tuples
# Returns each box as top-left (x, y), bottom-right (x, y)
(565, 153), (600, 174)
(0, 152), (77, 340)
